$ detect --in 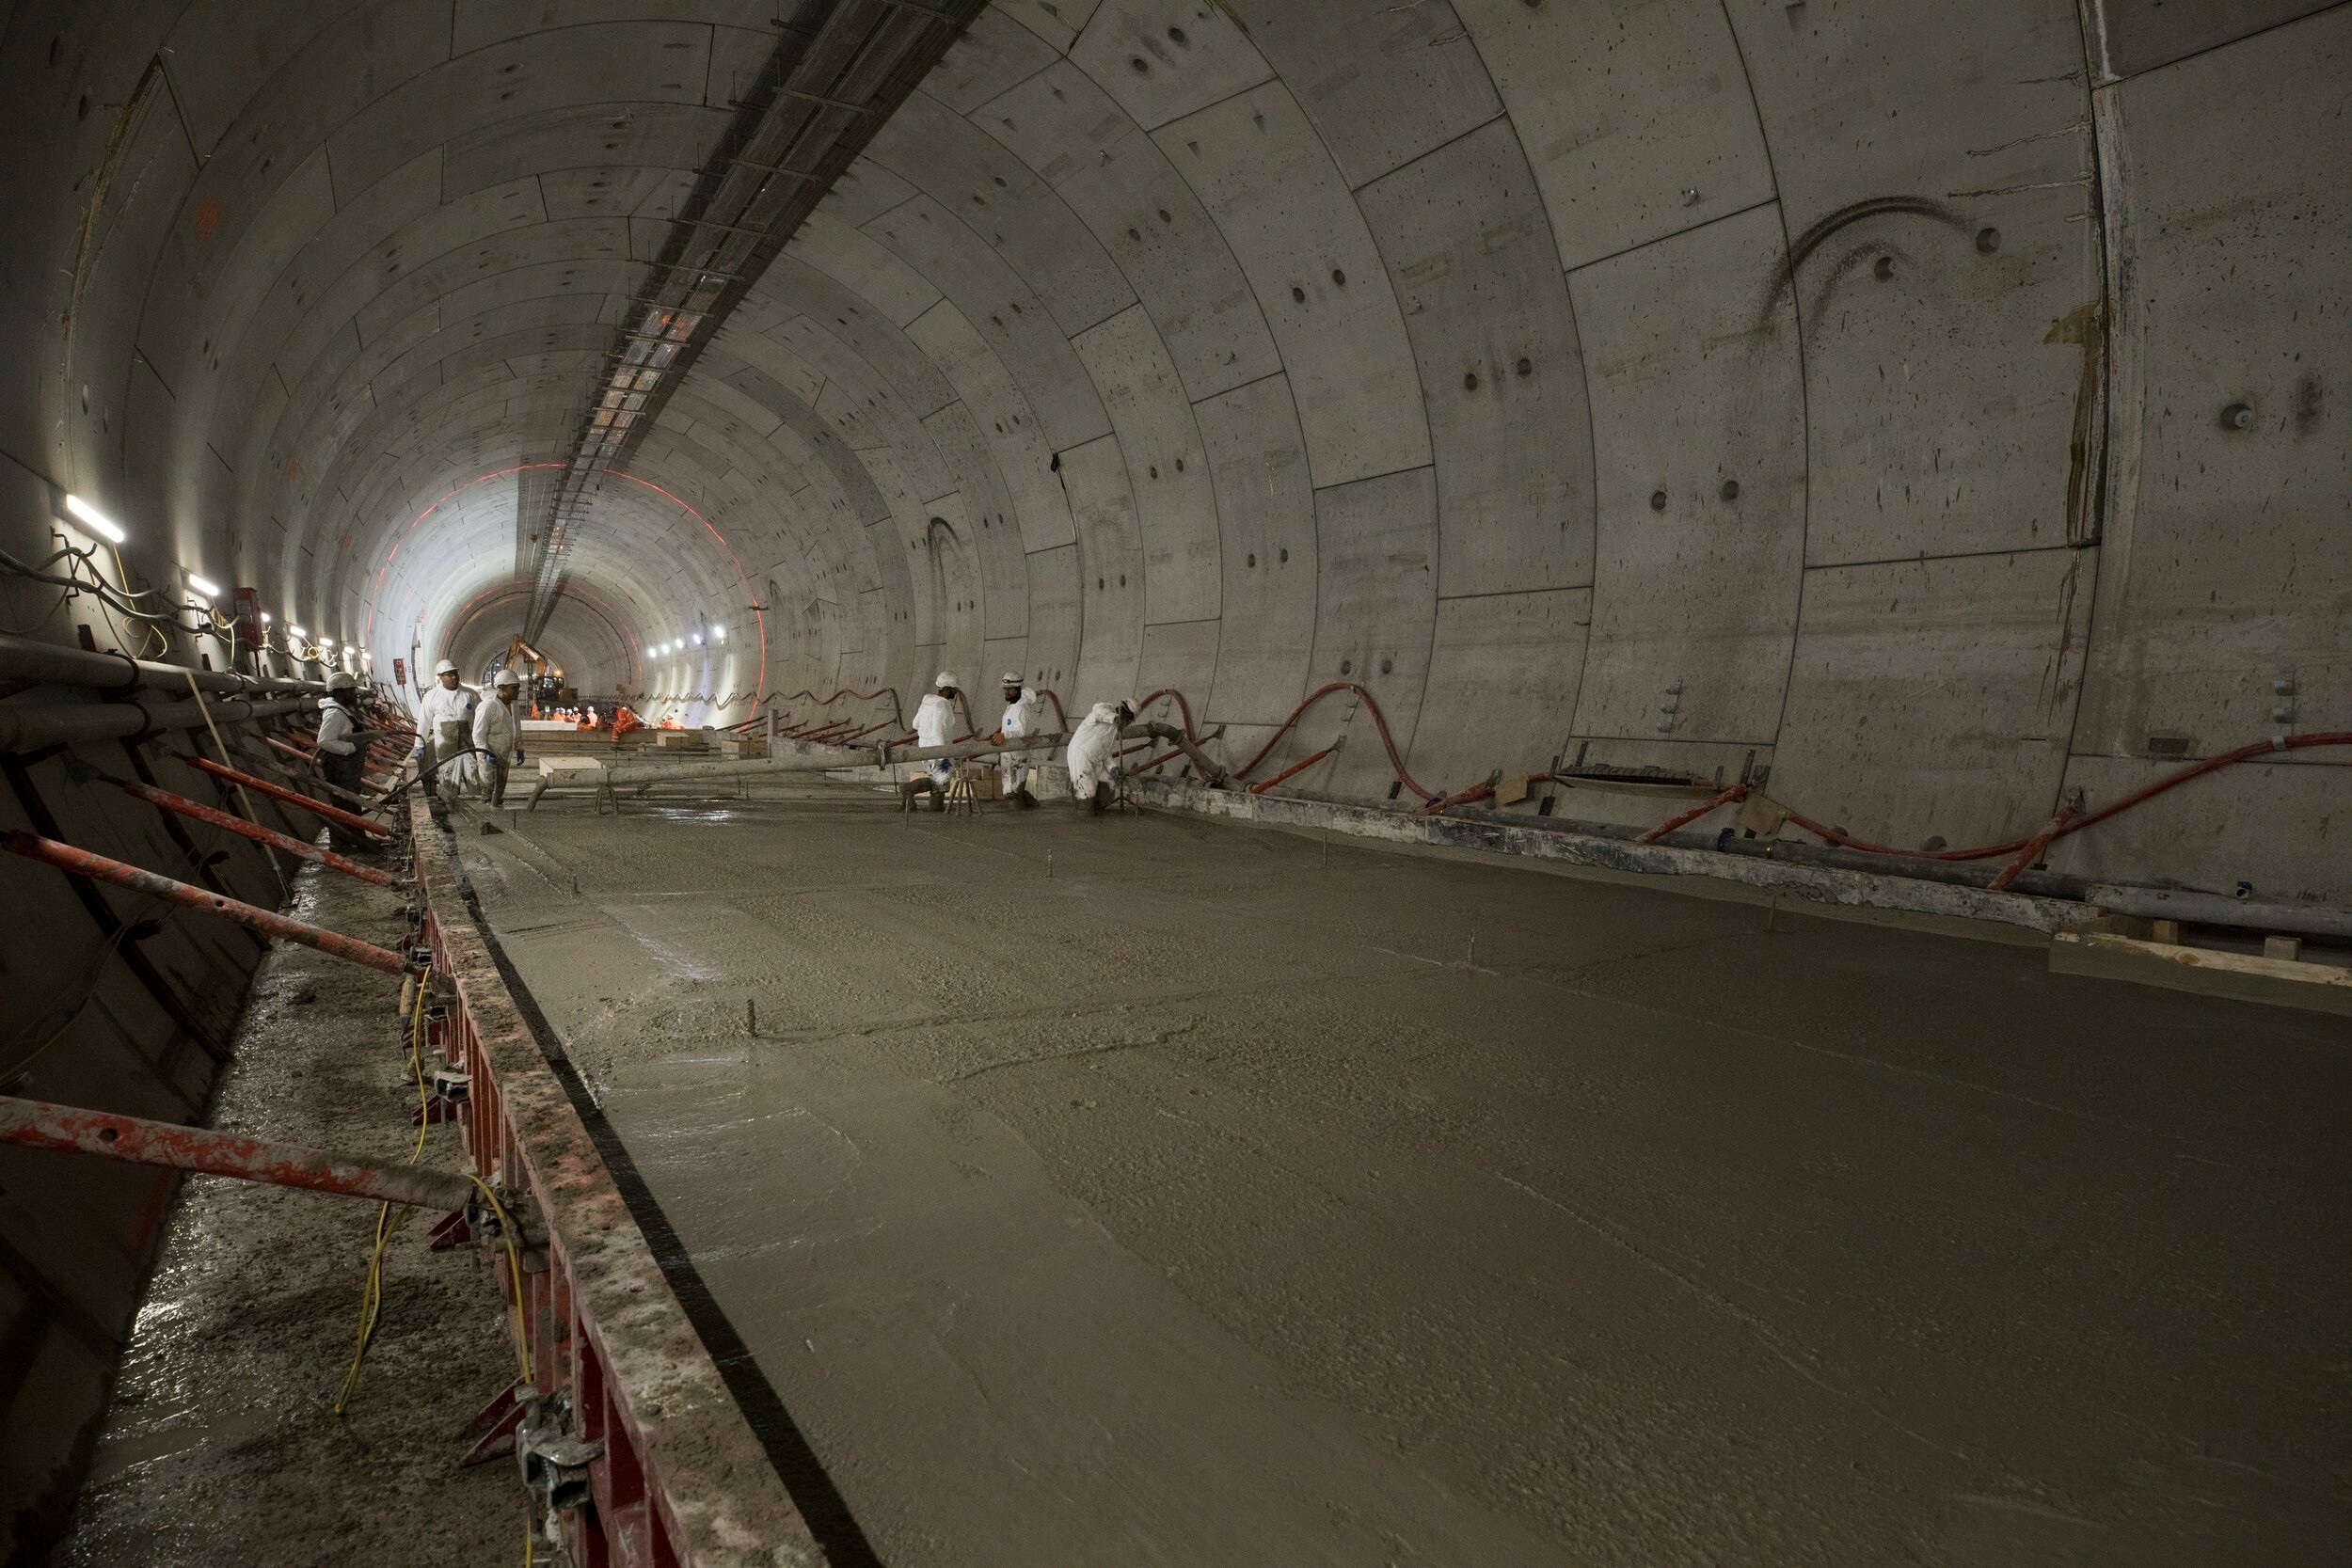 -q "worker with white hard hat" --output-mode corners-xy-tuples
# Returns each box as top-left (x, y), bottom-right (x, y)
(898, 672), (961, 812)
(314, 671), (379, 849)
(1065, 698), (1135, 816)
(989, 671), (1047, 810)
(414, 657), (476, 793)
(470, 668), (527, 807)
